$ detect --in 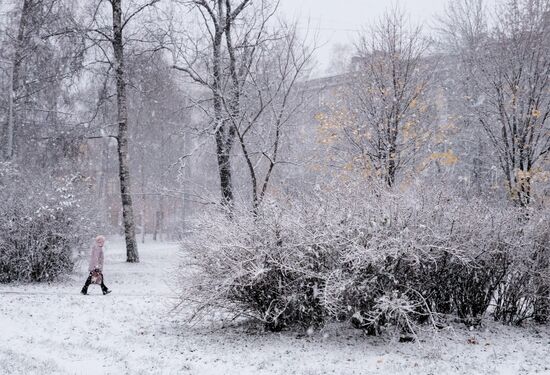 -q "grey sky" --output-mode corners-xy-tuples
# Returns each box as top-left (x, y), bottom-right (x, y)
(278, 0), (448, 75)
